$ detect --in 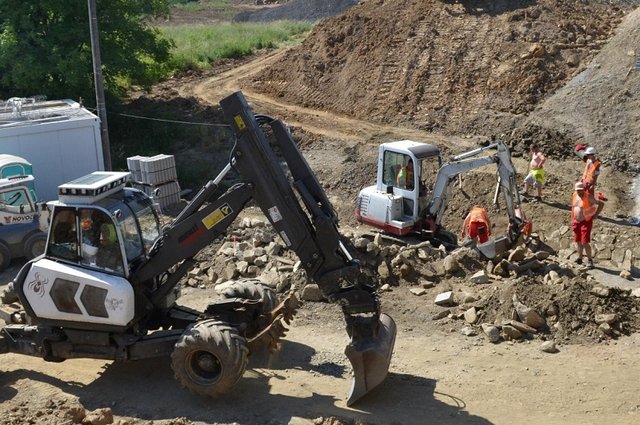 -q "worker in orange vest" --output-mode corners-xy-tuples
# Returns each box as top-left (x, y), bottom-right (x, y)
(571, 181), (604, 269)
(580, 146), (602, 195)
(461, 206), (491, 243)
